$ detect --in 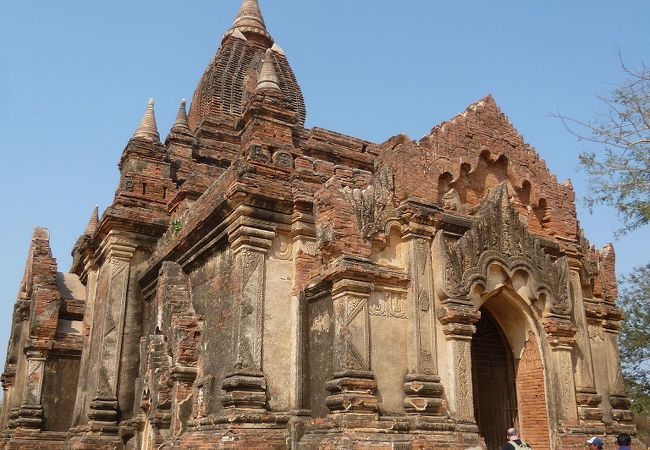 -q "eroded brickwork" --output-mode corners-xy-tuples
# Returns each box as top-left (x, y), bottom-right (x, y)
(516, 332), (551, 449)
